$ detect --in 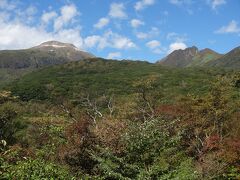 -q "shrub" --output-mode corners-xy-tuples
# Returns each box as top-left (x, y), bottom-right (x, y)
(60, 117), (98, 174)
(0, 103), (26, 145)
(1, 158), (75, 179)
(90, 118), (199, 179)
